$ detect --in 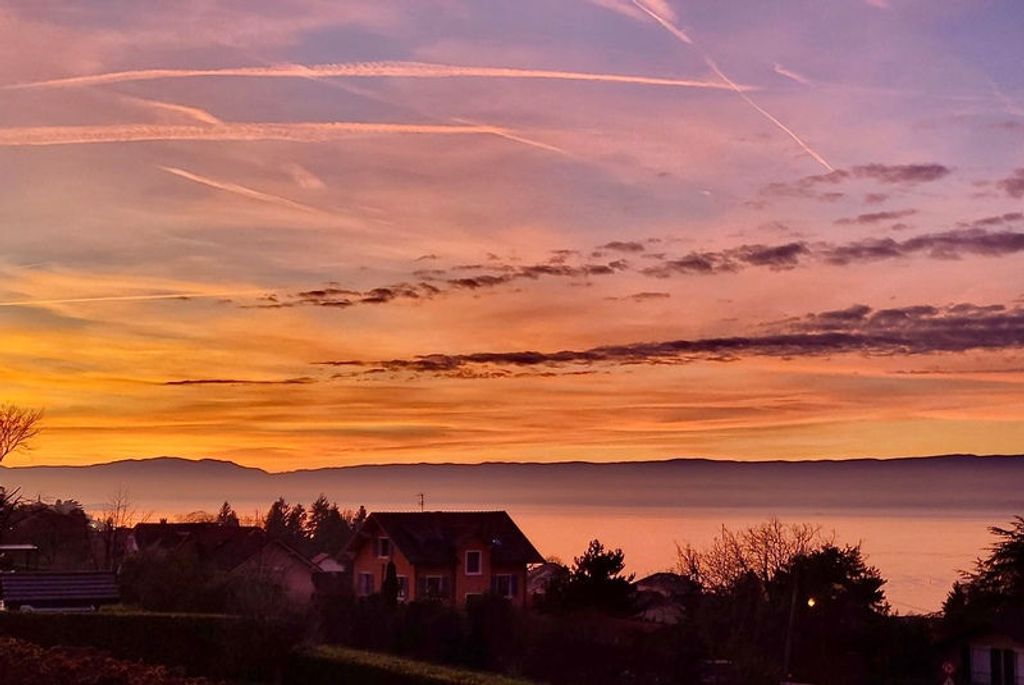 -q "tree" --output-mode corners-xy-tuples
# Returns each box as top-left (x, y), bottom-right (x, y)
(0, 403), (43, 463)
(264, 498), (290, 540)
(381, 561), (400, 607)
(676, 518), (826, 593)
(216, 501), (240, 526)
(944, 516), (1024, 626)
(543, 539), (635, 615)
(307, 495), (351, 554)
